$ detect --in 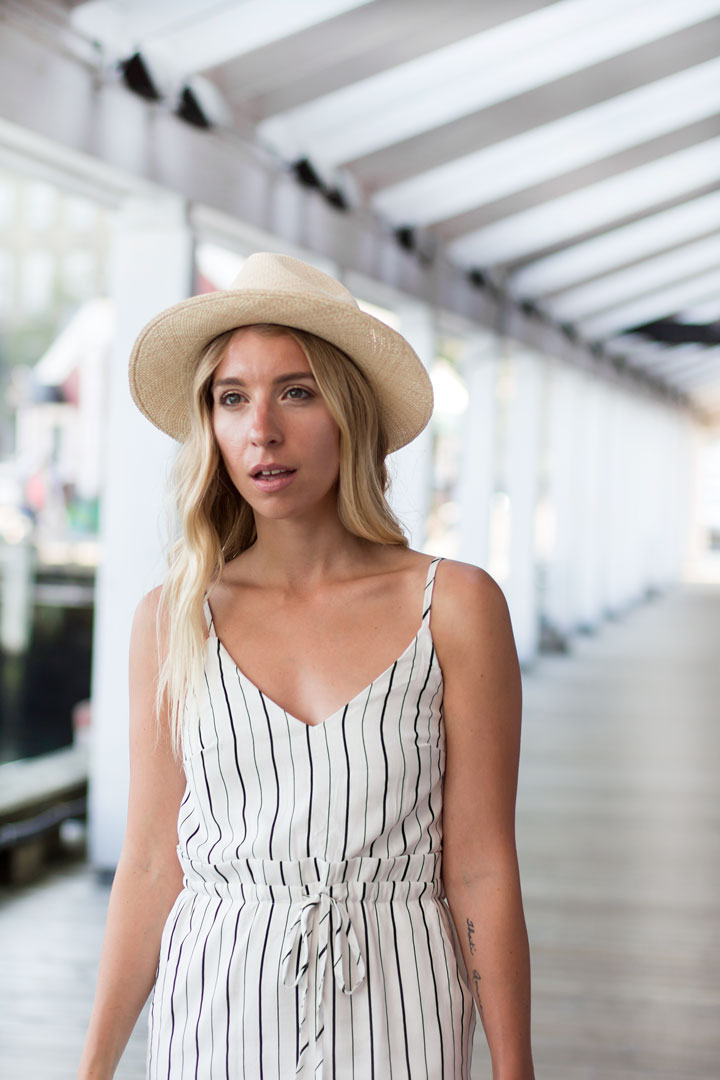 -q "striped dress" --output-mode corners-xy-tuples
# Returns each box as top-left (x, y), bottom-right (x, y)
(147, 556), (476, 1078)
